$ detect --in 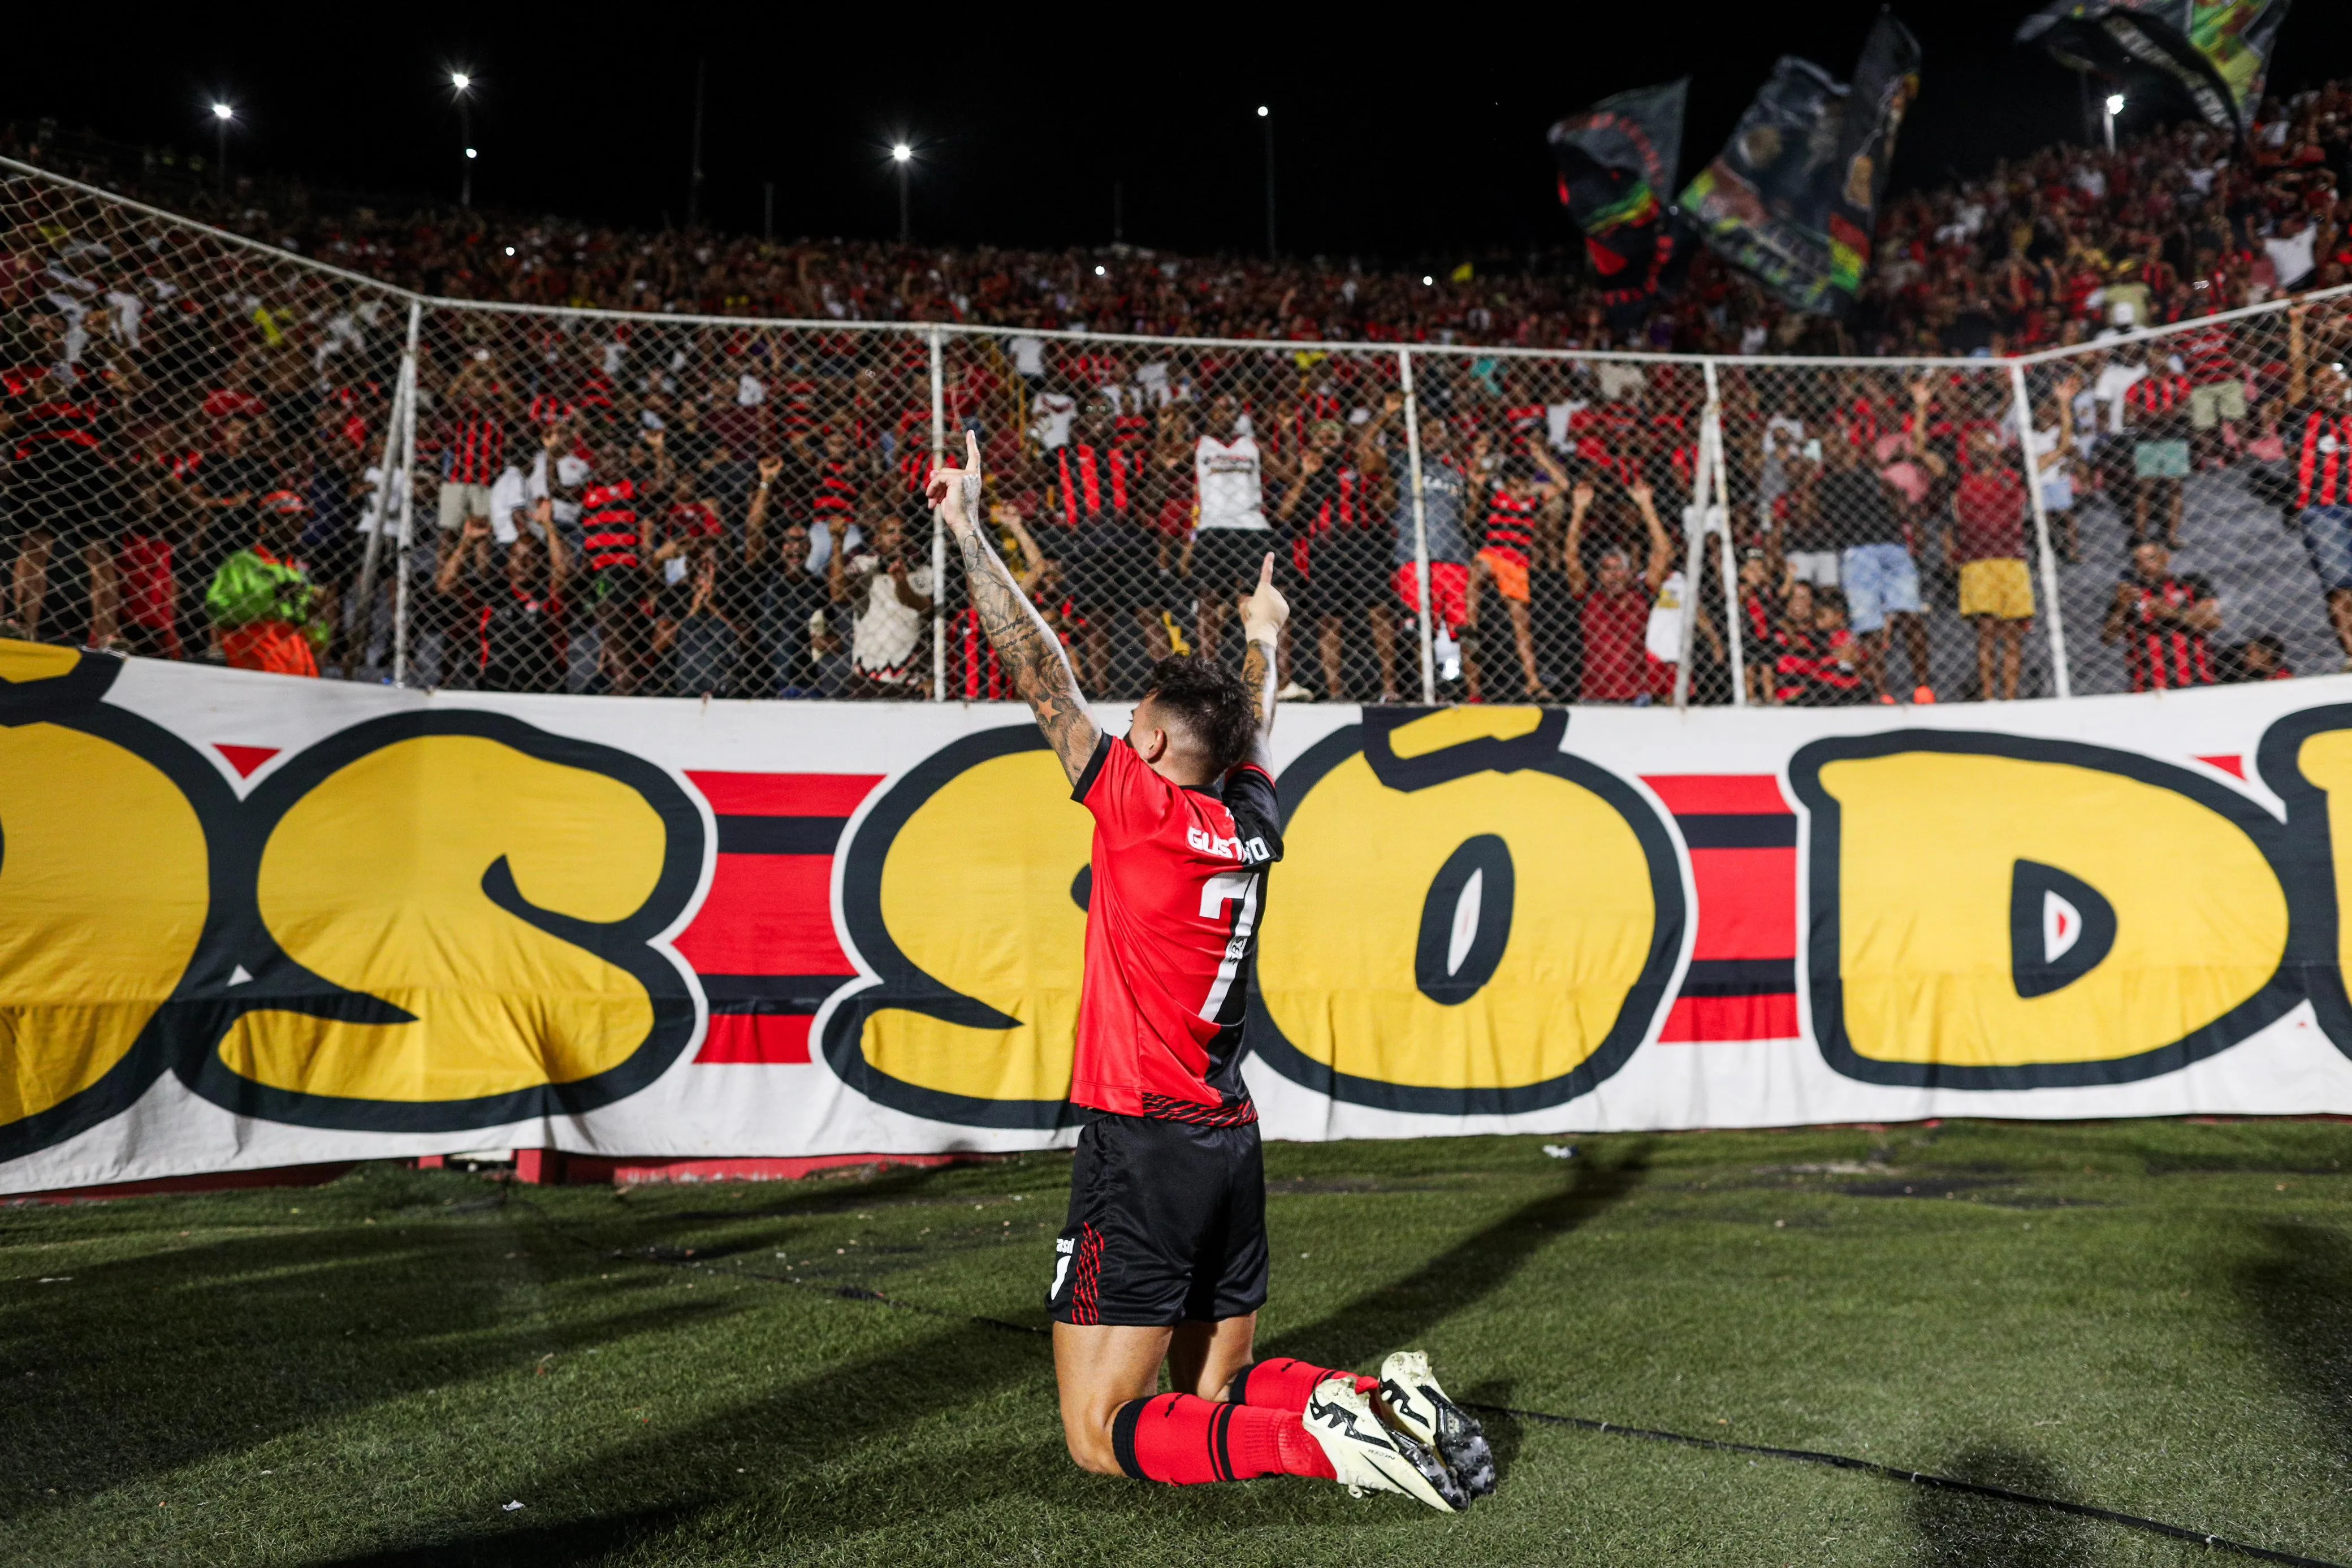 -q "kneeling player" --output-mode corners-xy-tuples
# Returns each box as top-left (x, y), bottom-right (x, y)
(928, 434), (1495, 1511)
